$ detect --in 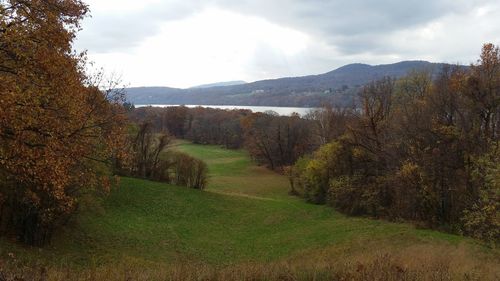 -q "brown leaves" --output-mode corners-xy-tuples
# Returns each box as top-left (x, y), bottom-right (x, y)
(0, 0), (127, 245)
